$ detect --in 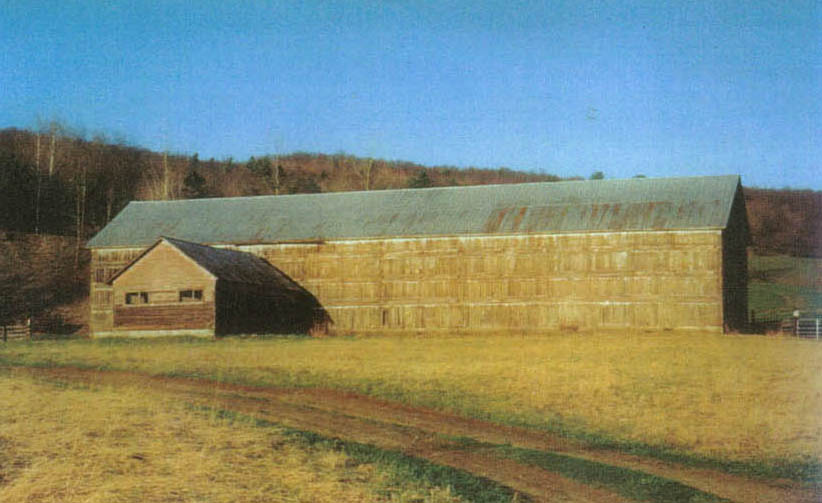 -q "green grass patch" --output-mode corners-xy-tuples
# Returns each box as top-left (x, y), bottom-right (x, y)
(491, 443), (727, 503)
(748, 254), (822, 313)
(749, 281), (822, 314)
(520, 431), (822, 485)
(201, 406), (528, 503)
(749, 255), (822, 287)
